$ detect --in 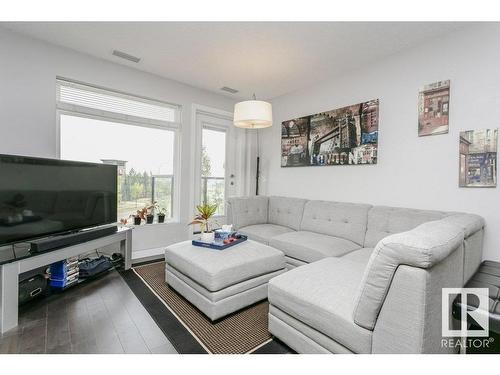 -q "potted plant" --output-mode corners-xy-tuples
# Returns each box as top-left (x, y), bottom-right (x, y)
(133, 215), (142, 225)
(130, 201), (157, 225)
(189, 203), (219, 243)
(119, 217), (129, 226)
(145, 201), (157, 224)
(121, 212), (143, 226)
(157, 207), (167, 223)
